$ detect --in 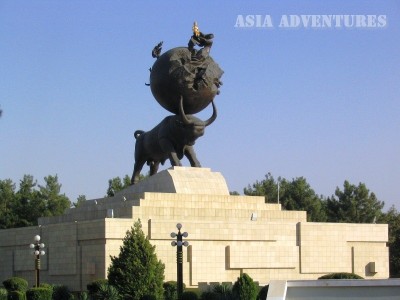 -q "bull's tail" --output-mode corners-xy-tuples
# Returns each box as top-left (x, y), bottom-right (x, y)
(134, 130), (145, 139)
